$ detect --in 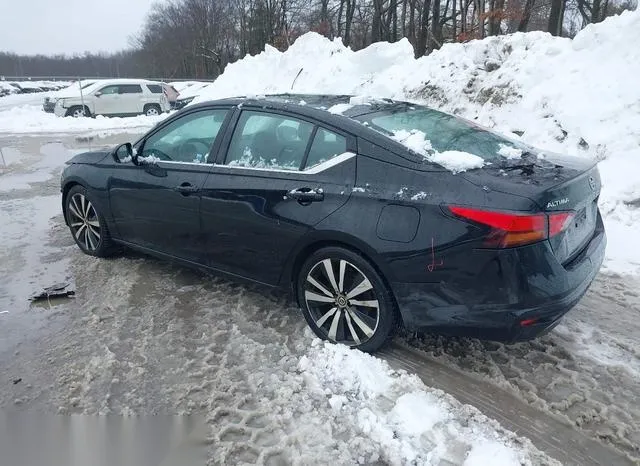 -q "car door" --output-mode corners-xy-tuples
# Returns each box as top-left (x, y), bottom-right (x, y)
(117, 84), (144, 114)
(200, 108), (356, 285)
(108, 107), (232, 261)
(93, 85), (121, 115)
